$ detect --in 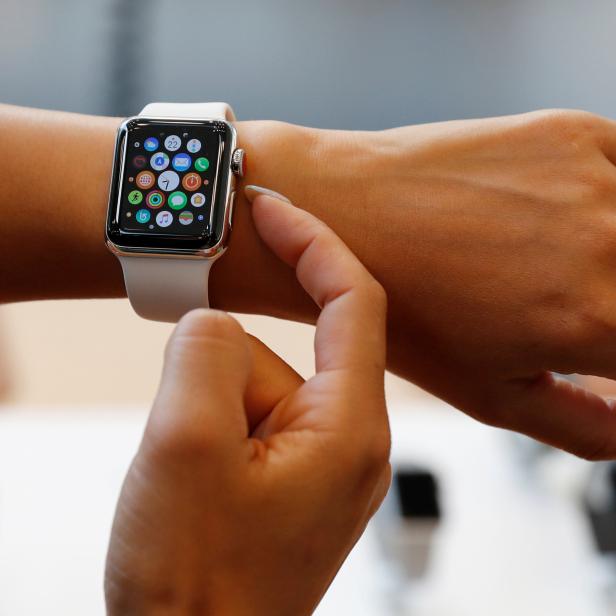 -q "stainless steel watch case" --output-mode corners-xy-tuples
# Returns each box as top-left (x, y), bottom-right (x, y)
(106, 115), (243, 262)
